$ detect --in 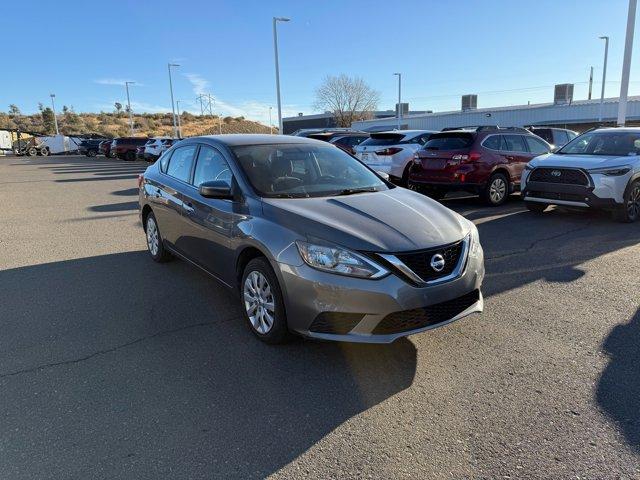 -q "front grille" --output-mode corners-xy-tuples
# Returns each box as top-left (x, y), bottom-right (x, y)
(529, 168), (589, 186)
(527, 191), (587, 202)
(373, 290), (480, 335)
(393, 240), (464, 283)
(309, 312), (364, 334)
